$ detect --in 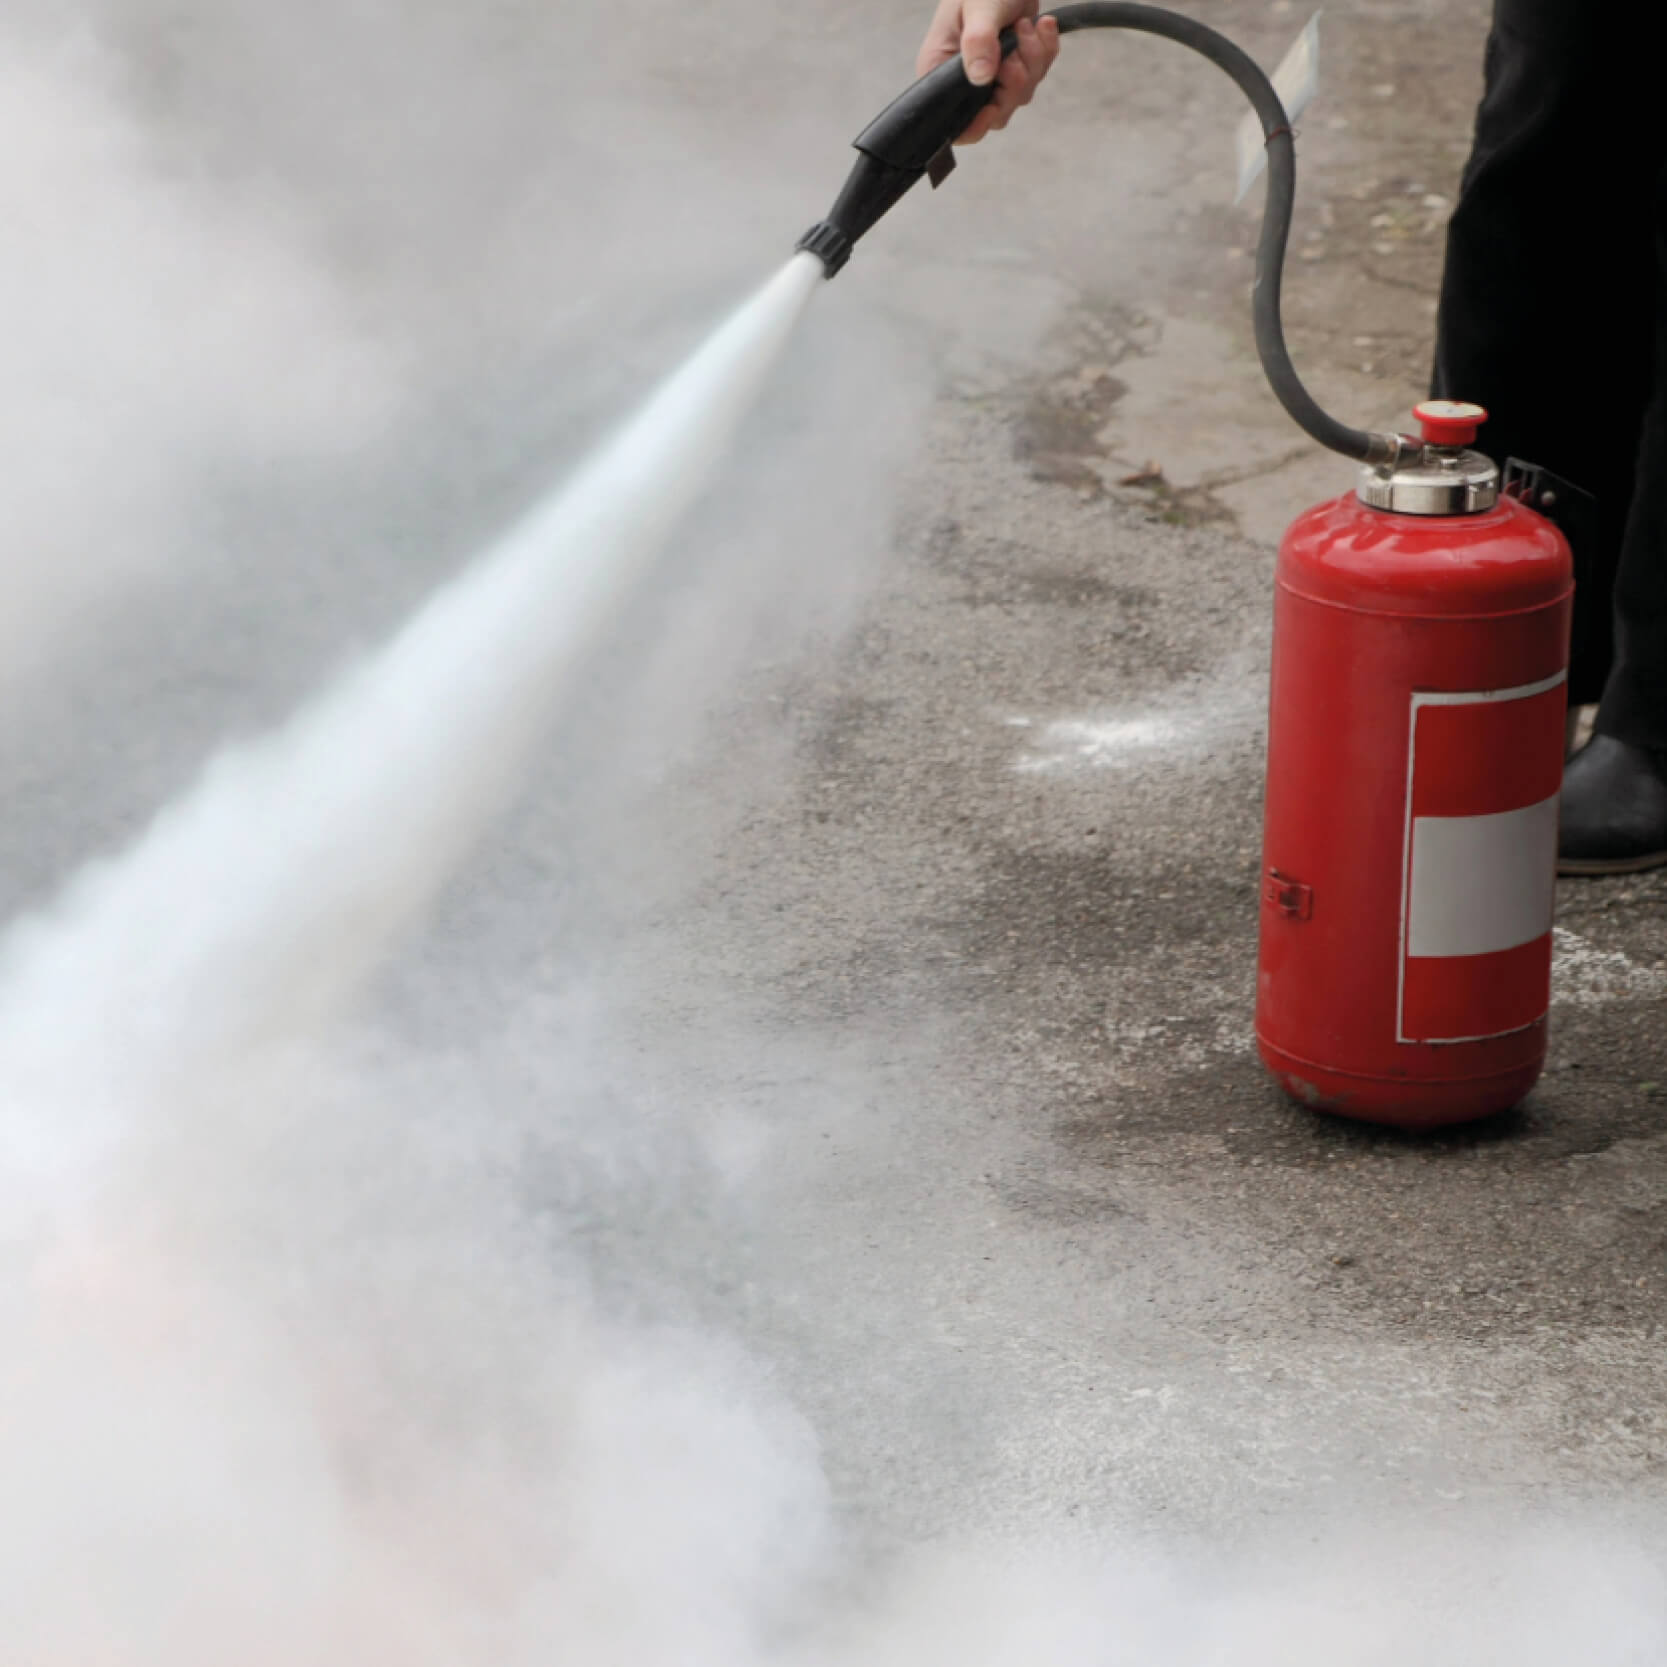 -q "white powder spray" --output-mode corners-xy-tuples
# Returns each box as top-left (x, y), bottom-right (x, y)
(0, 252), (822, 1207)
(0, 247), (839, 1666)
